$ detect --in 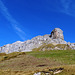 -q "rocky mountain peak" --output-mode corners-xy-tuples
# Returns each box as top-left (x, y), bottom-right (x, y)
(50, 28), (64, 40)
(0, 28), (75, 54)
